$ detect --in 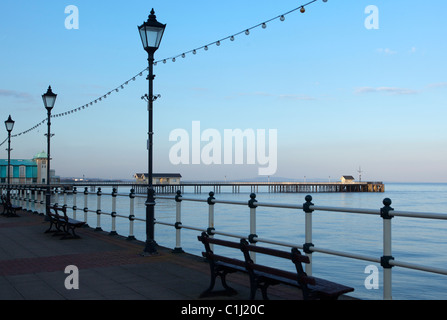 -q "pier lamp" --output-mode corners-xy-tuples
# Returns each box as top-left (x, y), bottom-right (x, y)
(138, 9), (166, 255)
(42, 86), (57, 217)
(4, 115), (15, 205)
